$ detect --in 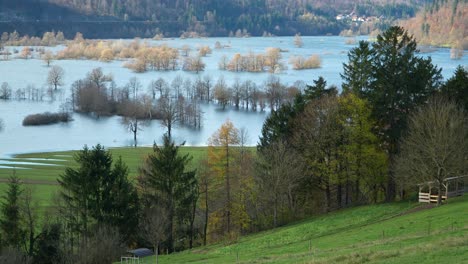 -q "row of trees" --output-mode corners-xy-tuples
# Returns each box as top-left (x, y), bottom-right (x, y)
(259, 26), (467, 211)
(0, 31), (66, 48)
